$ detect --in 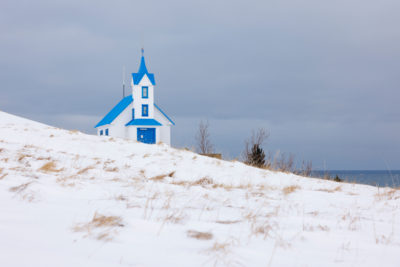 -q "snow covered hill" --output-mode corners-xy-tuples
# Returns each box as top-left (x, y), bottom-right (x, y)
(0, 110), (399, 267)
